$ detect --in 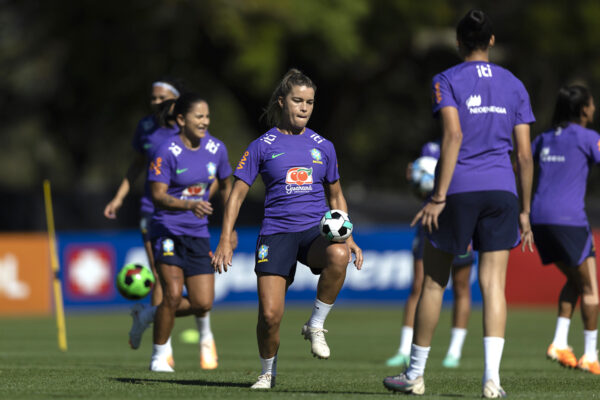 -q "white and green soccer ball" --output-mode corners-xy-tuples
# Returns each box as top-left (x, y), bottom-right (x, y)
(319, 209), (353, 242)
